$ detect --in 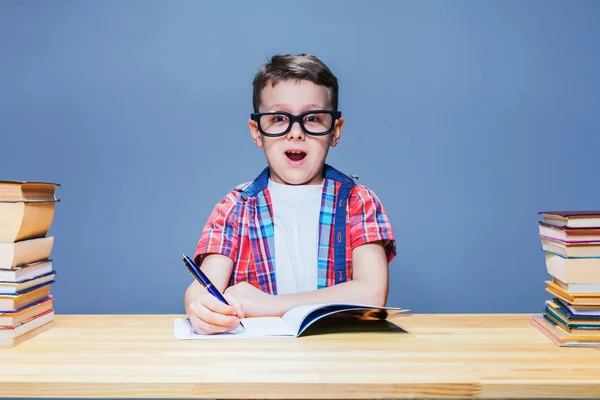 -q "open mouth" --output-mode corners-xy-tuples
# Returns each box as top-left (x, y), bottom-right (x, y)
(285, 150), (307, 162)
